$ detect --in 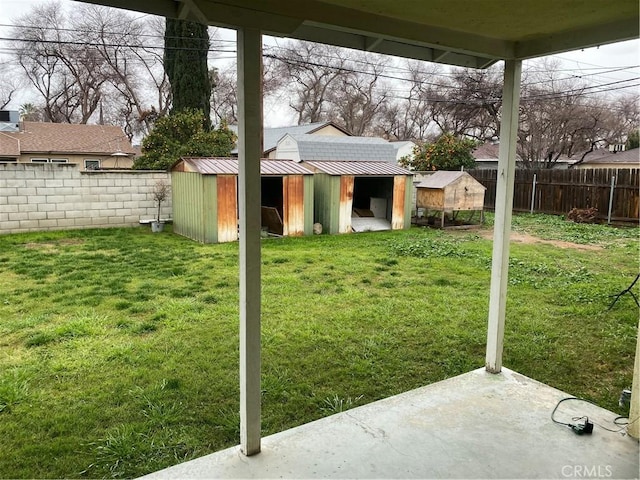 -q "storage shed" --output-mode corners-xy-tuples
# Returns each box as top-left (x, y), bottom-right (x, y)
(416, 171), (486, 228)
(171, 157), (314, 243)
(274, 134), (413, 234)
(304, 161), (413, 234)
